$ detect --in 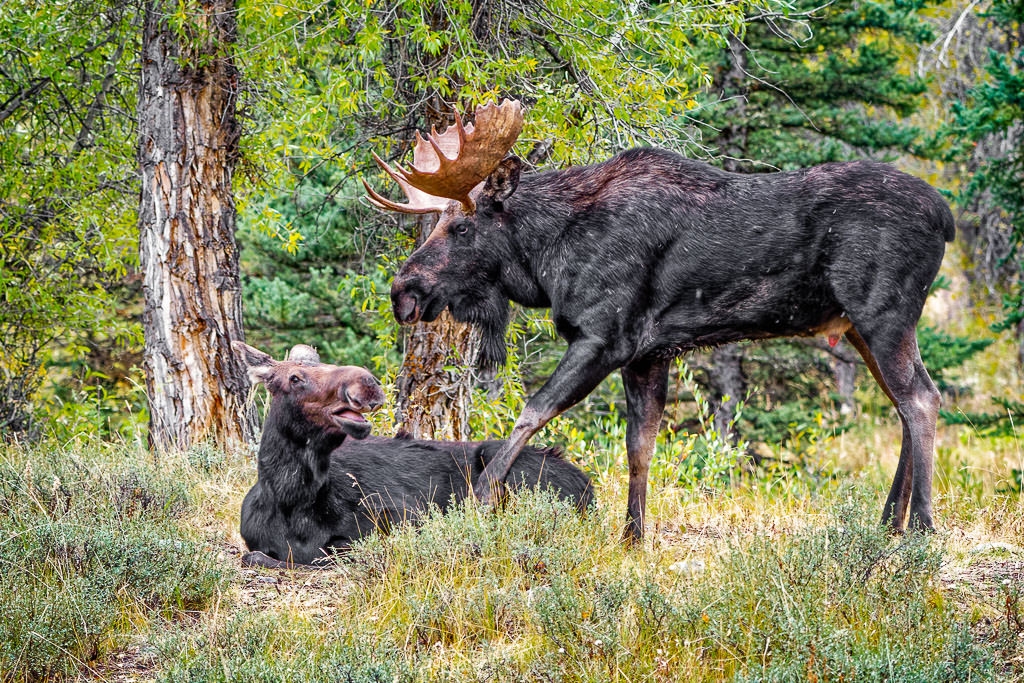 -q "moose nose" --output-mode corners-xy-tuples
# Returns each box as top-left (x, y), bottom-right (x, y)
(391, 276), (425, 325)
(344, 376), (384, 413)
